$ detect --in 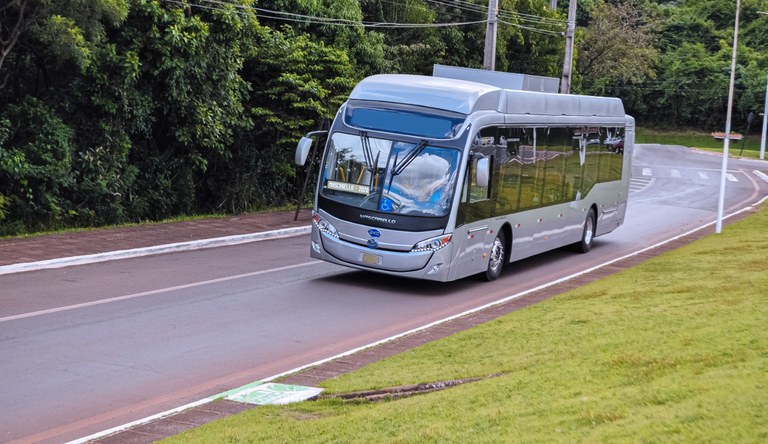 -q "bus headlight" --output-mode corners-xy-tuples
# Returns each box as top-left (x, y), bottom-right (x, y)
(313, 212), (339, 238)
(411, 234), (452, 252)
